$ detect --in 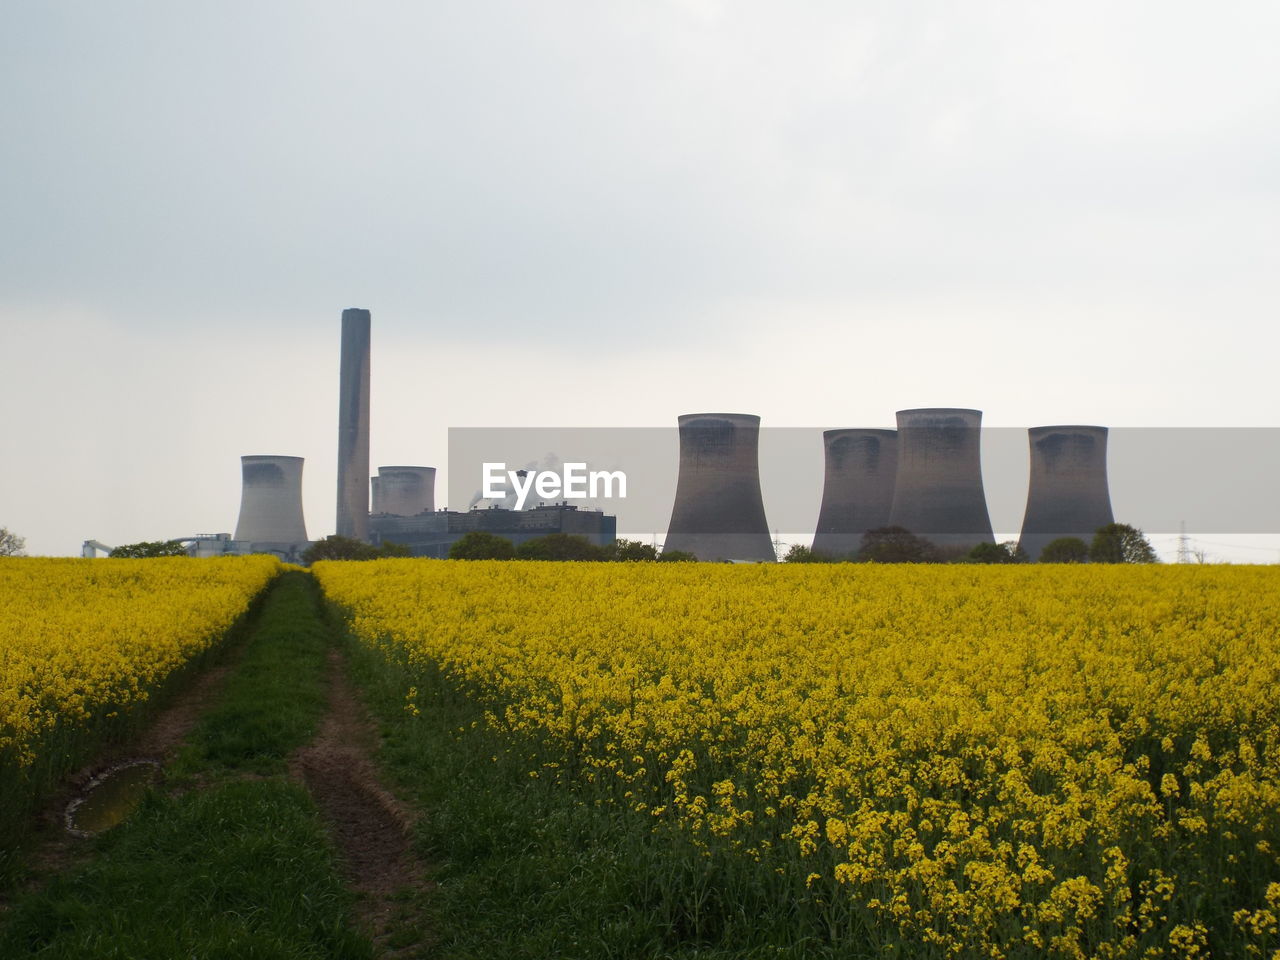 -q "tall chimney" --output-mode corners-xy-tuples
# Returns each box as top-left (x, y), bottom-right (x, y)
(336, 308), (371, 541)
